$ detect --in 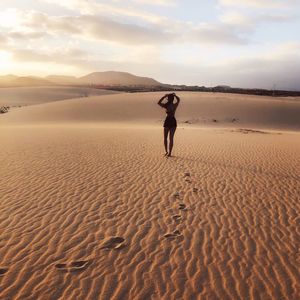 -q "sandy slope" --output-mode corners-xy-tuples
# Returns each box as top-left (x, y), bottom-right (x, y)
(0, 92), (299, 300)
(0, 86), (119, 107)
(0, 92), (299, 130)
